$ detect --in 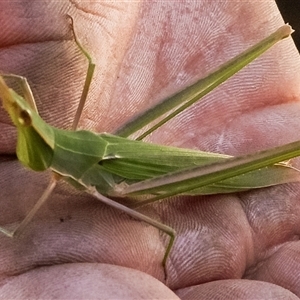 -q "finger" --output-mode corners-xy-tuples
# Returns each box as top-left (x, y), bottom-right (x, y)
(0, 263), (179, 299)
(176, 279), (299, 300)
(244, 239), (300, 296)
